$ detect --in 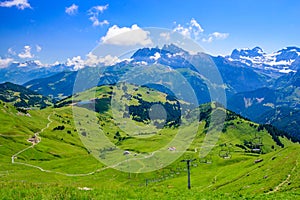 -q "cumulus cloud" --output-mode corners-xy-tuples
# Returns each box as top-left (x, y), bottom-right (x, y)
(101, 24), (152, 46)
(173, 24), (190, 38)
(0, 57), (13, 68)
(66, 56), (85, 70)
(85, 52), (120, 67)
(173, 18), (229, 43)
(88, 4), (109, 27)
(0, 0), (31, 10)
(66, 53), (120, 70)
(92, 4), (109, 13)
(202, 32), (229, 43)
(18, 45), (34, 59)
(90, 18), (109, 27)
(65, 4), (78, 15)
(173, 18), (204, 39)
